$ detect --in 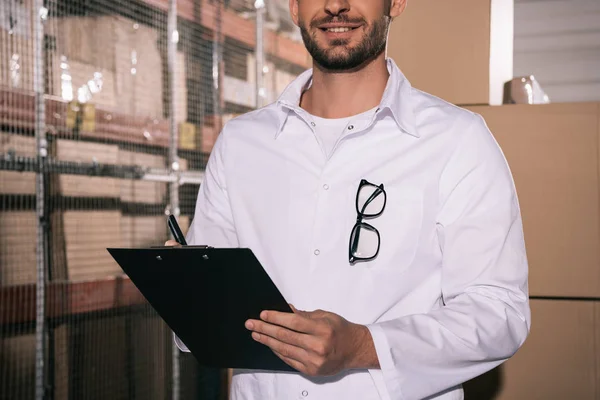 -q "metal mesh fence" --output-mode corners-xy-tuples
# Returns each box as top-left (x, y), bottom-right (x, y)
(0, 0), (309, 399)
